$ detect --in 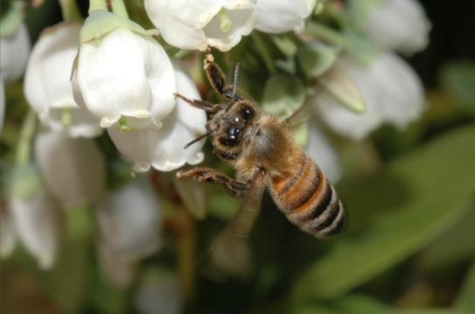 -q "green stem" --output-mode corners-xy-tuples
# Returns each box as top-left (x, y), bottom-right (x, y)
(88, 0), (107, 14)
(251, 32), (277, 74)
(110, 0), (129, 18)
(15, 109), (37, 167)
(306, 21), (347, 48)
(58, 0), (81, 21)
